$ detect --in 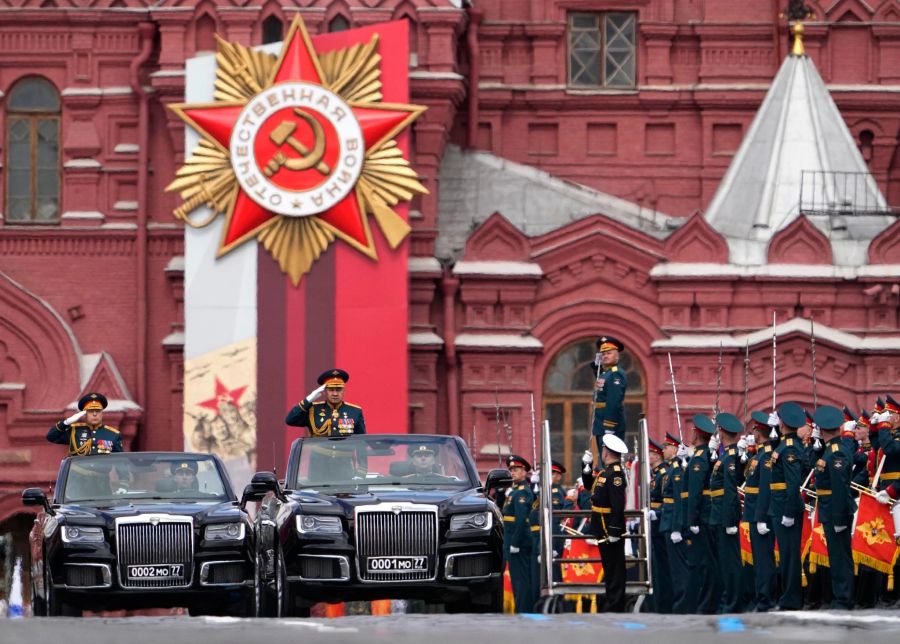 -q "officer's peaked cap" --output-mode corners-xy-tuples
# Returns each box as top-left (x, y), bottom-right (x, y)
(317, 369), (349, 388)
(596, 336), (625, 352)
(778, 402), (806, 429)
(78, 392), (108, 411)
(813, 406), (843, 431)
(691, 414), (715, 436)
(602, 434), (628, 455)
